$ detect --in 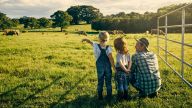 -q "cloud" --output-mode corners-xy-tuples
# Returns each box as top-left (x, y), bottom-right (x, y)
(0, 0), (191, 18)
